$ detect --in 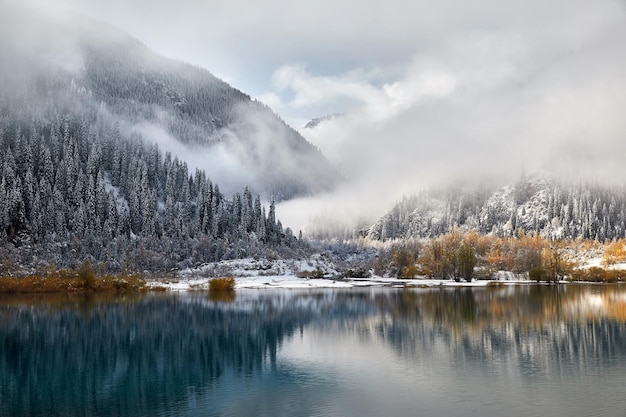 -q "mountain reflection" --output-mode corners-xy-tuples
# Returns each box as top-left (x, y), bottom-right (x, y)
(0, 291), (375, 417)
(1, 286), (625, 416)
(367, 286), (626, 377)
